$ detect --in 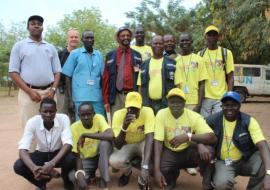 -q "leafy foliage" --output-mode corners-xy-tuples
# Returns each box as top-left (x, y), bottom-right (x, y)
(45, 8), (117, 54)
